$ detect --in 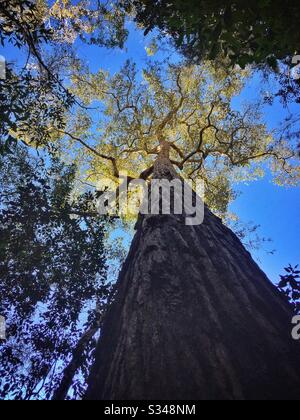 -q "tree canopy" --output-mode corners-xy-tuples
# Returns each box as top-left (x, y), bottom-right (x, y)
(1, 0), (299, 401)
(278, 265), (300, 315)
(125, 1), (300, 153)
(0, 0), (128, 155)
(125, 0), (300, 69)
(48, 60), (300, 217)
